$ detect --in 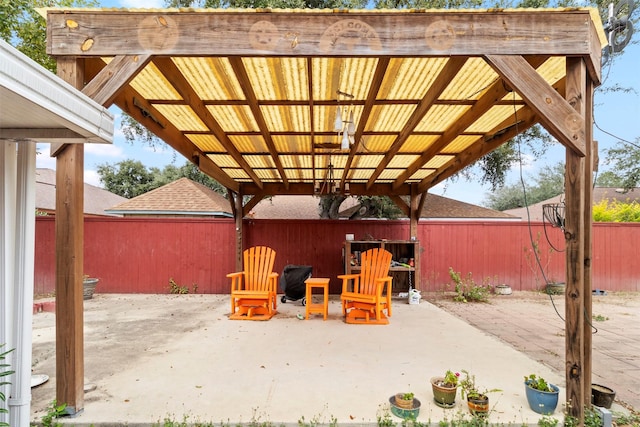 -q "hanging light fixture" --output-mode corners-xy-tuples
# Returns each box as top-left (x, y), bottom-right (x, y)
(335, 90), (356, 151)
